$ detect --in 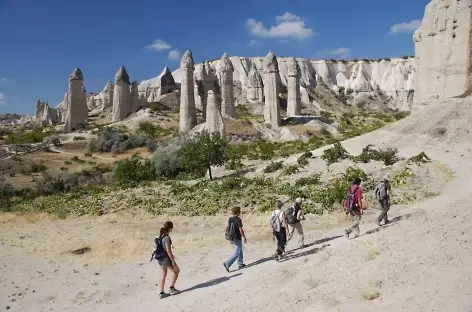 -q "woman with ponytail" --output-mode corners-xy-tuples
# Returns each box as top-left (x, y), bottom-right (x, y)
(157, 221), (180, 299)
